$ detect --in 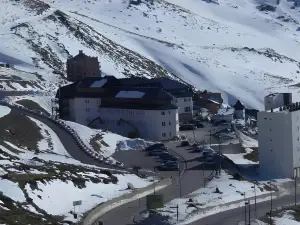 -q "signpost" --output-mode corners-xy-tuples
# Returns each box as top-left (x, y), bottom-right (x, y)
(72, 200), (82, 219)
(170, 205), (179, 222)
